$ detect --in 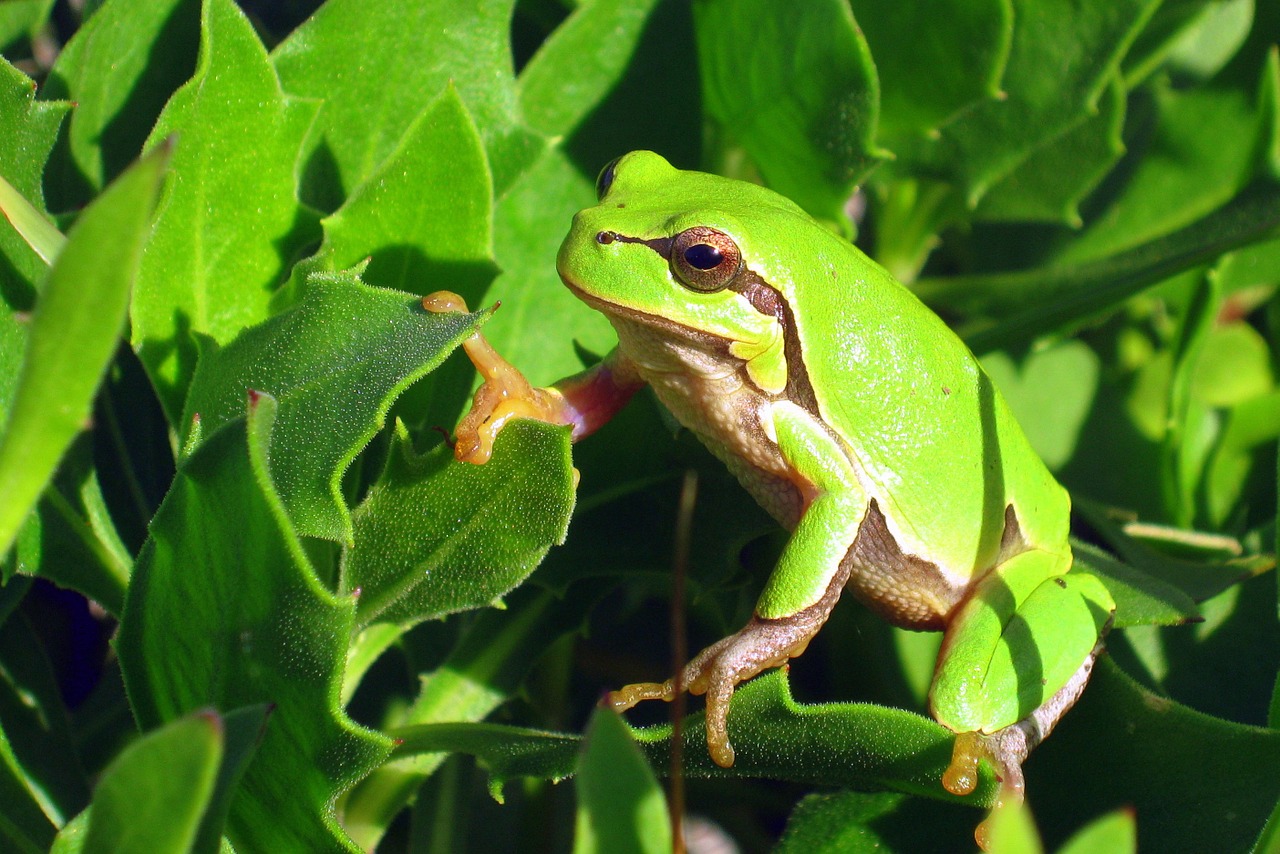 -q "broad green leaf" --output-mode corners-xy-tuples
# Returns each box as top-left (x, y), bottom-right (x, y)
(40, 0), (200, 210)
(81, 712), (221, 854)
(1056, 809), (1137, 854)
(0, 145), (167, 559)
(1056, 58), (1280, 264)
(895, 0), (1157, 205)
(1029, 658), (1280, 853)
(296, 85), (498, 300)
(573, 708), (672, 854)
(116, 393), (391, 852)
(1123, 0), (1233, 86)
(0, 57), (70, 417)
(343, 419), (574, 628)
(695, 0), (887, 228)
(852, 0), (1011, 145)
(517, 0), (666, 139)
(181, 271), (486, 543)
(975, 74), (1127, 226)
(272, 0), (541, 209)
(131, 0), (321, 424)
